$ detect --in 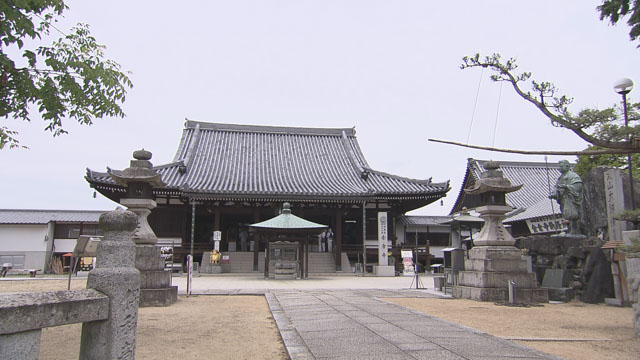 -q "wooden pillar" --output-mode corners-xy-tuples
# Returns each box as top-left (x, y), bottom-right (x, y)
(214, 208), (221, 231)
(264, 236), (270, 279)
(335, 210), (342, 271)
(426, 225), (431, 269)
(253, 233), (260, 272)
(190, 202), (196, 260)
(298, 240), (304, 279)
(304, 237), (309, 279)
(362, 202), (367, 274)
(253, 209), (260, 271)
